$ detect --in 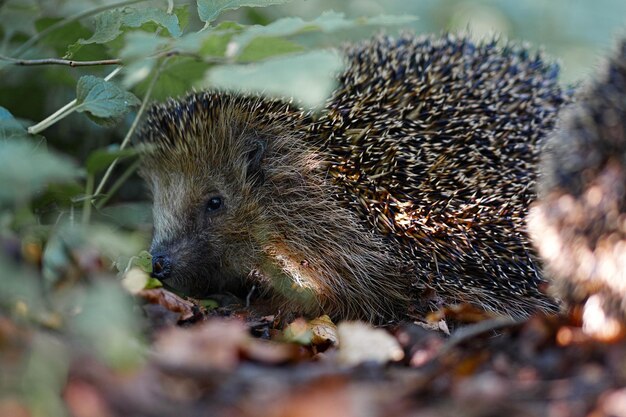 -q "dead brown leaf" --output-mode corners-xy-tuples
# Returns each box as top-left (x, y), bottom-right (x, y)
(64, 379), (114, 417)
(0, 398), (31, 417)
(427, 303), (497, 324)
(309, 315), (338, 347)
(138, 288), (199, 322)
(153, 319), (248, 372)
(242, 339), (307, 364)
